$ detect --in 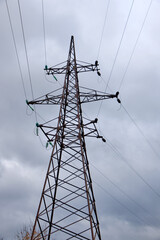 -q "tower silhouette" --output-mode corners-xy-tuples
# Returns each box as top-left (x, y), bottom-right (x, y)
(28, 36), (120, 240)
